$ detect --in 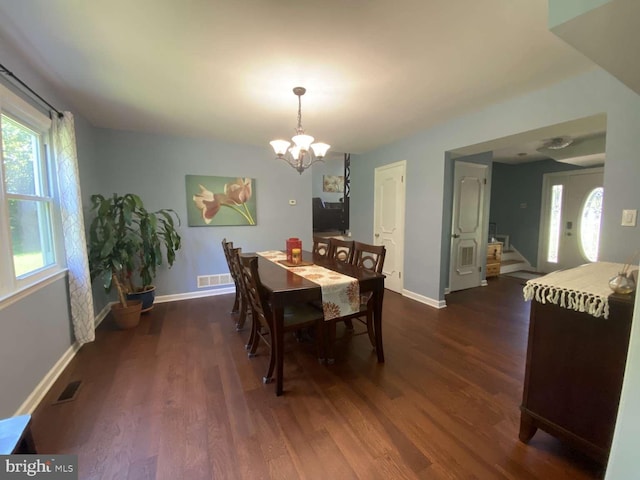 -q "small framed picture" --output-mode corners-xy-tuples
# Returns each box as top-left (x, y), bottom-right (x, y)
(323, 175), (344, 193)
